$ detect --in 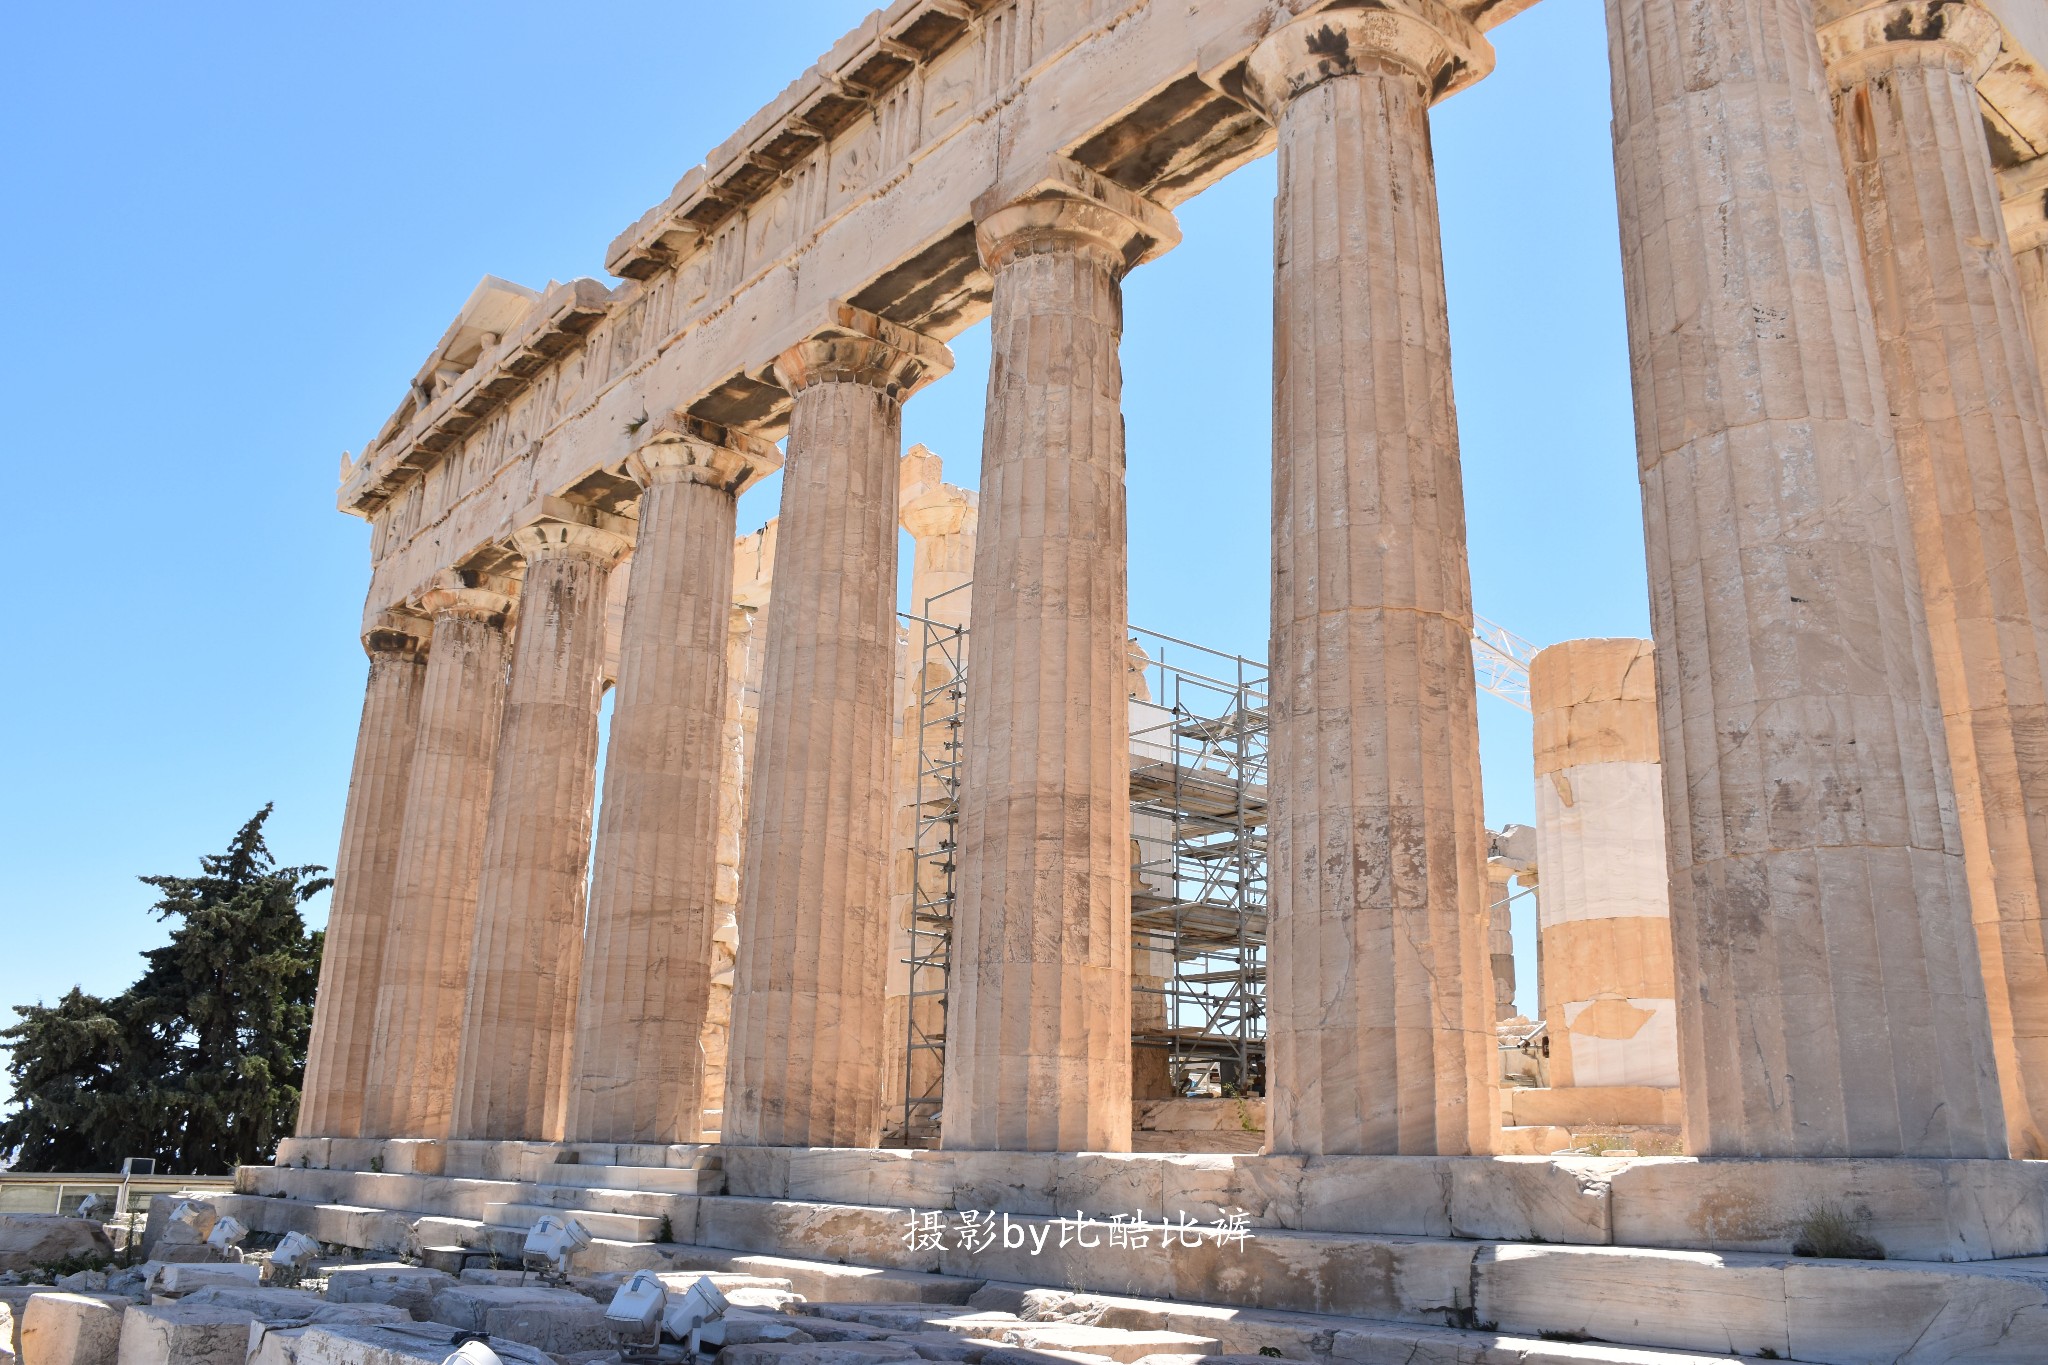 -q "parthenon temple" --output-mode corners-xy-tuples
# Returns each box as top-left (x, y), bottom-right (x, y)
(223, 0), (2048, 1356)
